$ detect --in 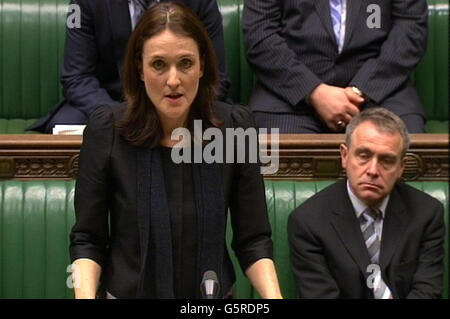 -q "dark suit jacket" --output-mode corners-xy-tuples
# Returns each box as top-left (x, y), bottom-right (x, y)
(69, 101), (273, 298)
(288, 179), (445, 299)
(243, 0), (427, 120)
(30, 0), (230, 132)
